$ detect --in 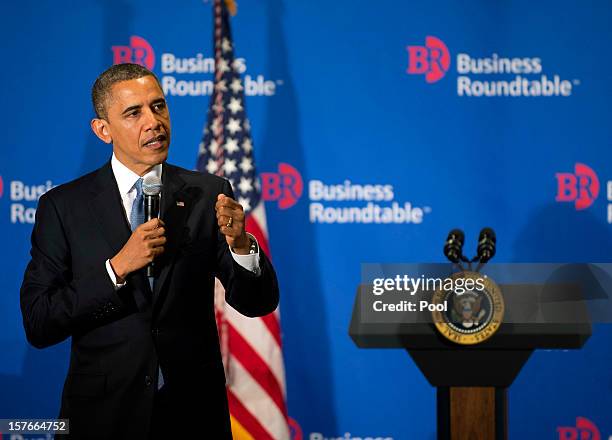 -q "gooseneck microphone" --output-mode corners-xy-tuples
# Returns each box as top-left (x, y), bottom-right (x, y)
(143, 175), (162, 277)
(444, 229), (466, 264)
(476, 227), (496, 264)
